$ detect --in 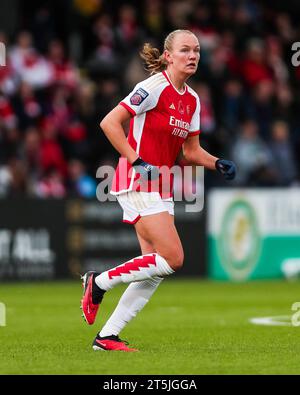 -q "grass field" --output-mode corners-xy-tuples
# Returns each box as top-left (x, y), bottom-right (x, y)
(0, 278), (300, 375)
